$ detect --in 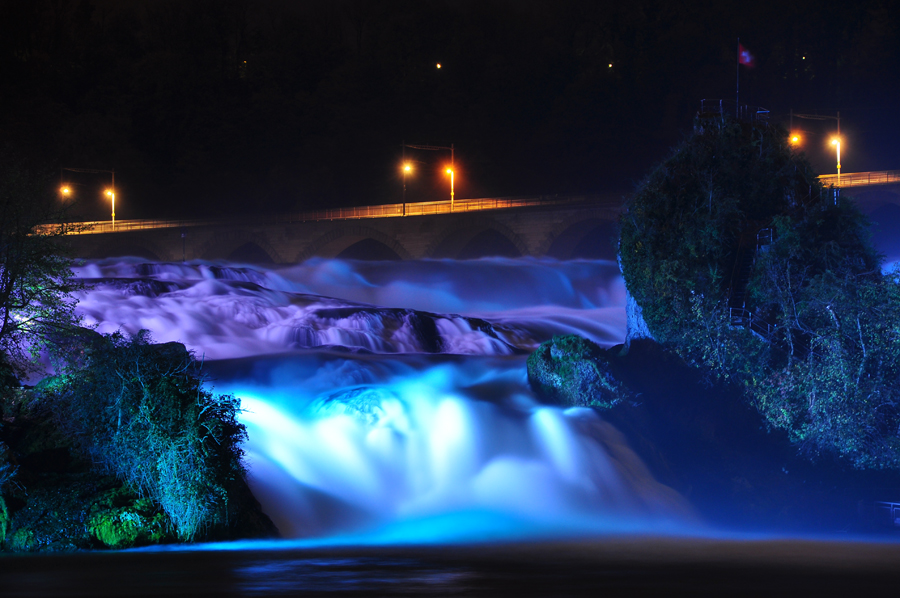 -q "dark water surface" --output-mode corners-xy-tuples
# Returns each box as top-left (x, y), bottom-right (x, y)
(3, 536), (900, 597)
